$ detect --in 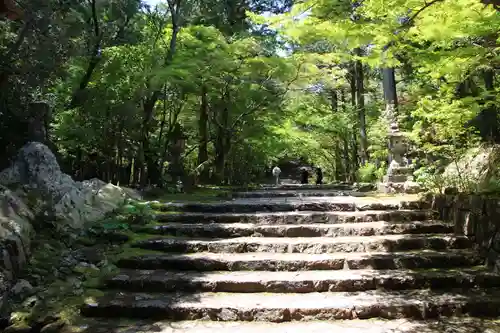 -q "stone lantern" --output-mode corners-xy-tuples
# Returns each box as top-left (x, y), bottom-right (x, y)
(377, 102), (420, 193)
